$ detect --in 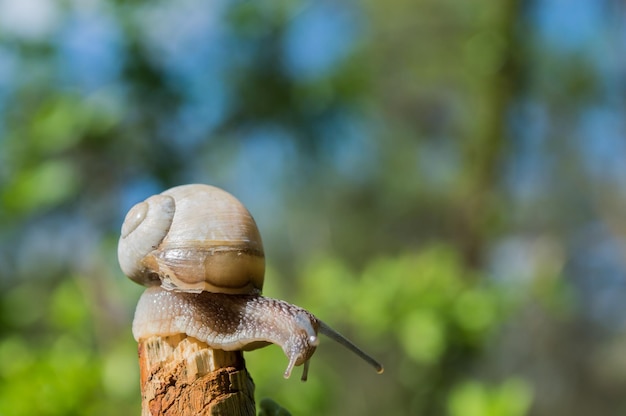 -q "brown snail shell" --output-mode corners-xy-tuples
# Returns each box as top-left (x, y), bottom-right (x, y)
(118, 184), (264, 294)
